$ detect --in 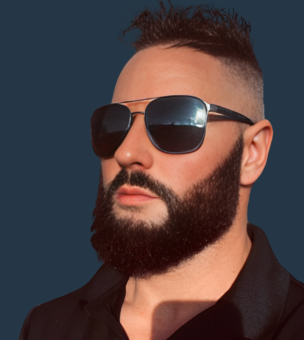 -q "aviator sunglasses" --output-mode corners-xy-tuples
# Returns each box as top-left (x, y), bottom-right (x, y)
(91, 95), (255, 157)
